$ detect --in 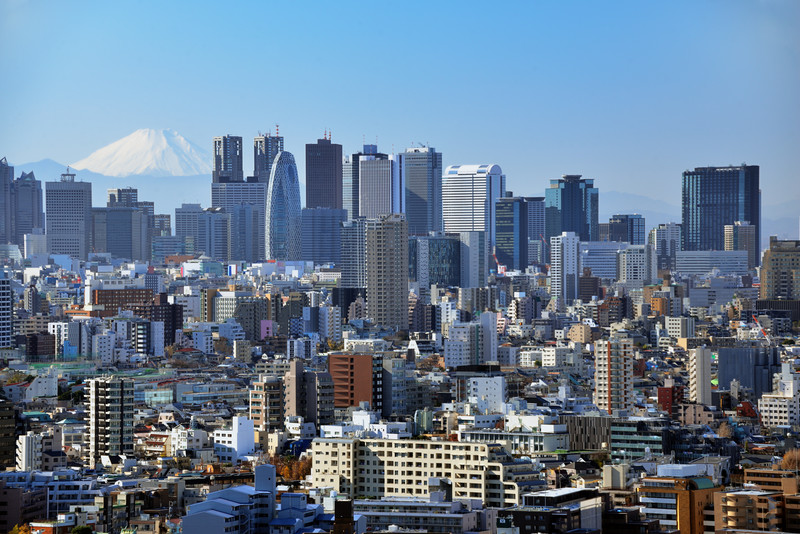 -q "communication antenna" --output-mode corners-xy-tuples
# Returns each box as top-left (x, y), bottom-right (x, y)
(275, 124), (280, 137)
